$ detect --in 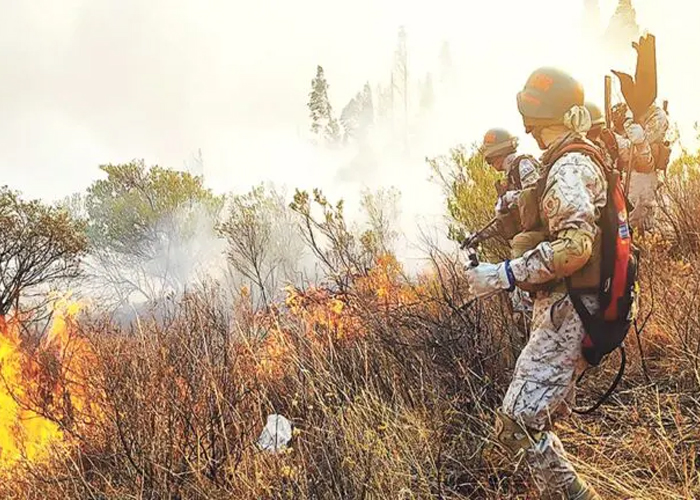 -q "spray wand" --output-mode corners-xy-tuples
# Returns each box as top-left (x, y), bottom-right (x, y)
(459, 216), (500, 267)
